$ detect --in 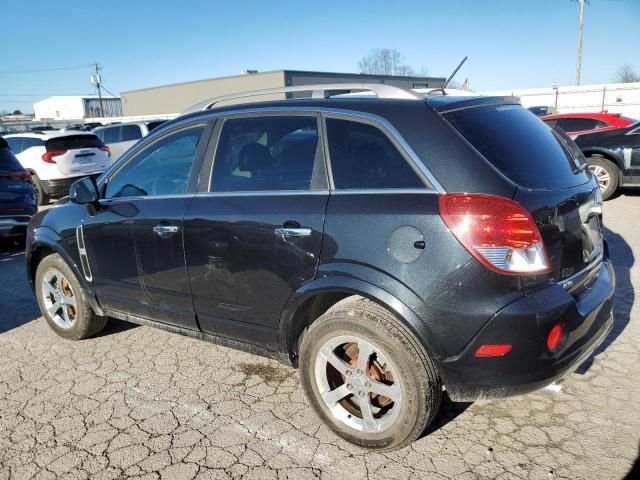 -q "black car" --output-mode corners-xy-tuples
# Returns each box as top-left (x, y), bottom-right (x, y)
(25, 85), (614, 450)
(574, 121), (640, 199)
(0, 137), (37, 243)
